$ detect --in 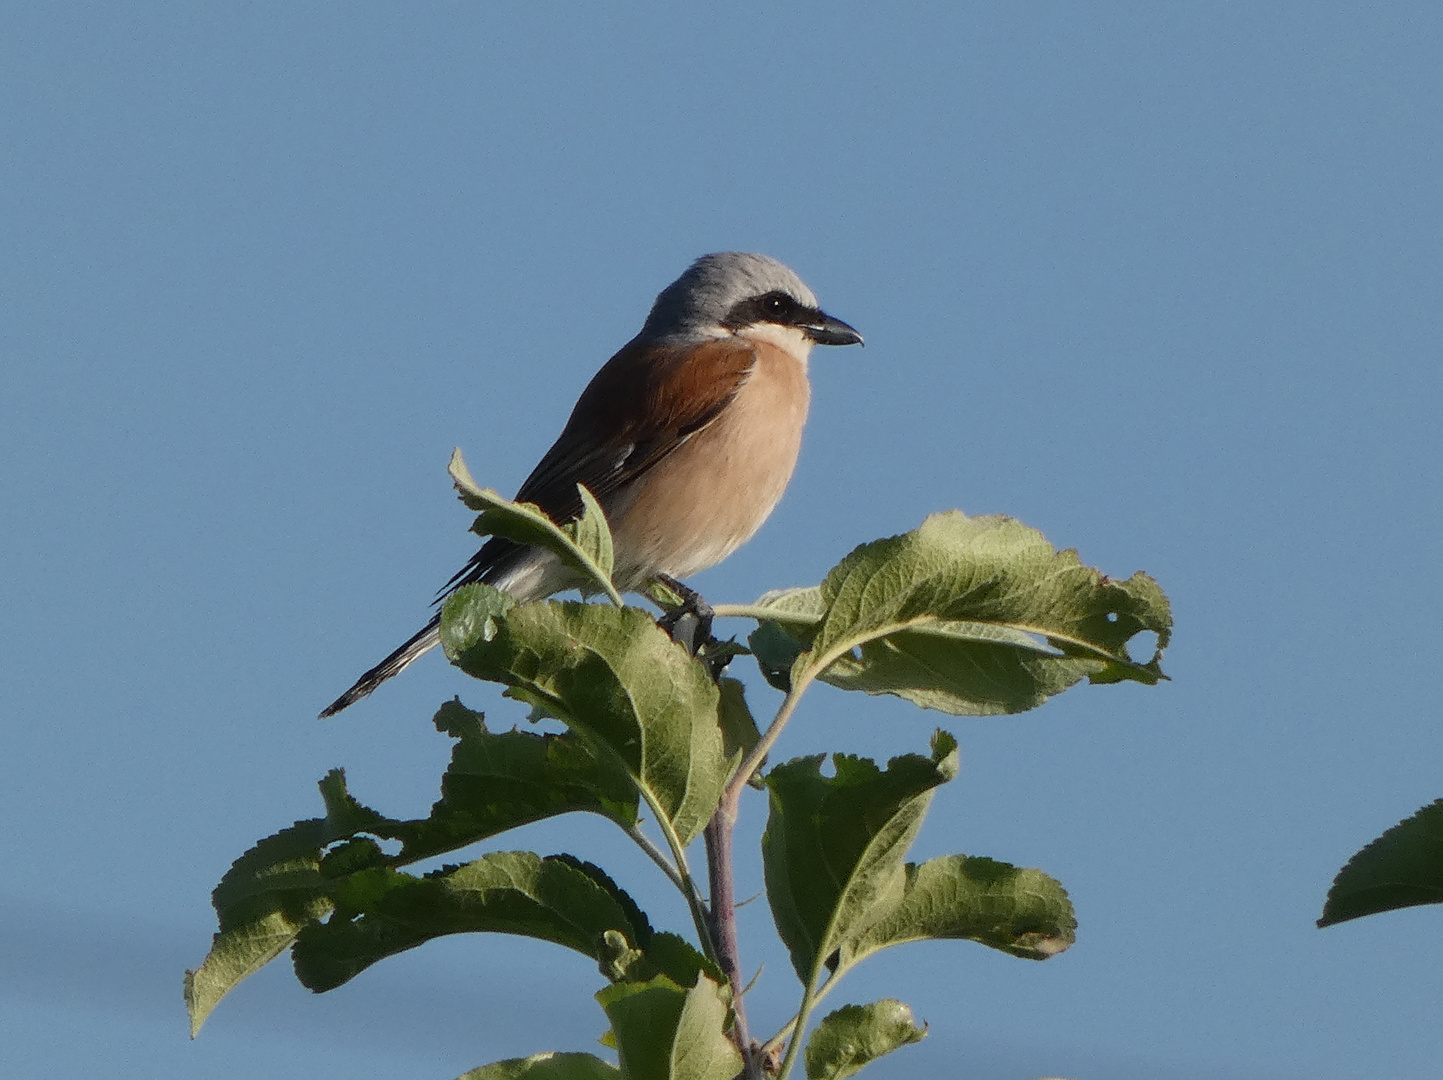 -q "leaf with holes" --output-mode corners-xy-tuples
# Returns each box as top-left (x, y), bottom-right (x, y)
(762, 732), (958, 984)
(292, 851), (652, 992)
(189, 743), (702, 1032)
(749, 513), (1171, 714)
(184, 770), (385, 1034)
(398, 700), (641, 862)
